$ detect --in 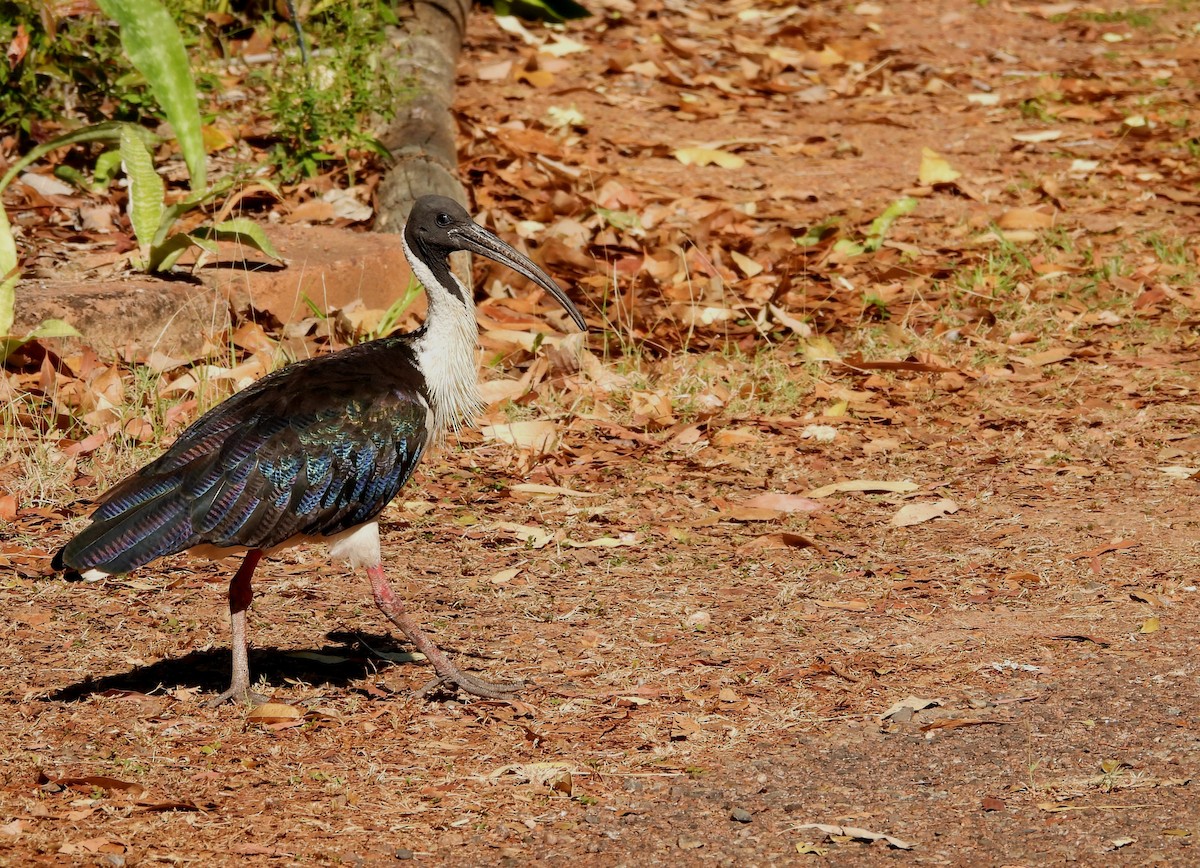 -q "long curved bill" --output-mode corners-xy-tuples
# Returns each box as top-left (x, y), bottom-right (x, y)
(451, 221), (587, 332)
